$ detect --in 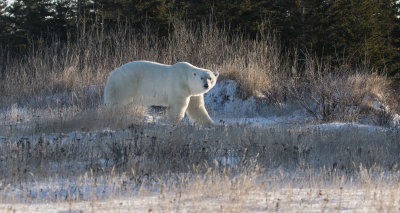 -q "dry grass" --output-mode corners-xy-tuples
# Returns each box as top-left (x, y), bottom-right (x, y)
(1, 165), (400, 212)
(0, 99), (147, 136)
(1, 19), (395, 128)
(1, 122), (399, 182)
(0, 19), (396, 127)
(290, 56), (394, 123)
(0, 19), (399, 212)
(0, 20), (290, 108)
